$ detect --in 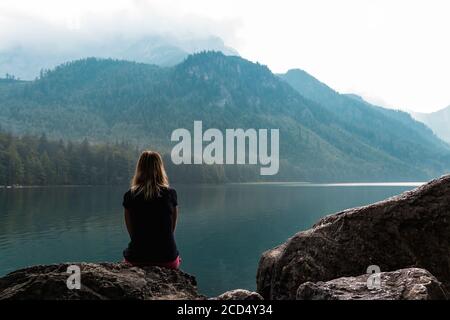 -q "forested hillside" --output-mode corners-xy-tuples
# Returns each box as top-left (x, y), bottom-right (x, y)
(1, 52), (449, 182)
(0, 131), (234, 186)
(0, 132), (136, 186)
(279, 69), (450, 176)
(412, 106), (450, 144)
